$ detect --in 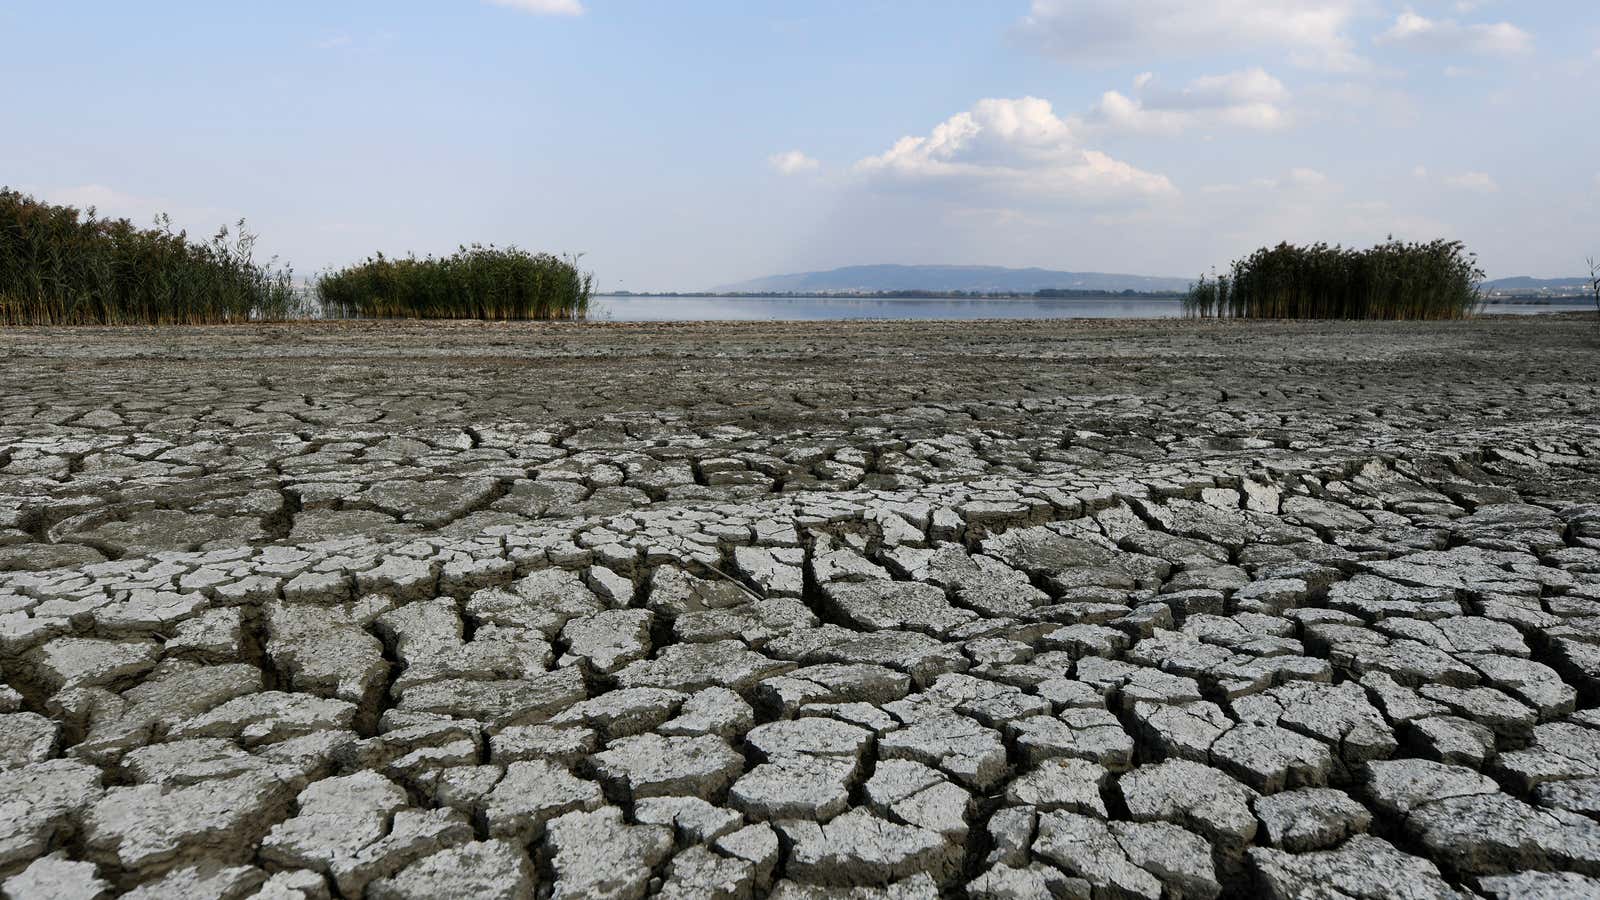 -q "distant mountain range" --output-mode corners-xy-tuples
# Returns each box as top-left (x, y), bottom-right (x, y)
(1481, 276), (1593, 292)
(714, 264), (1193, 294)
